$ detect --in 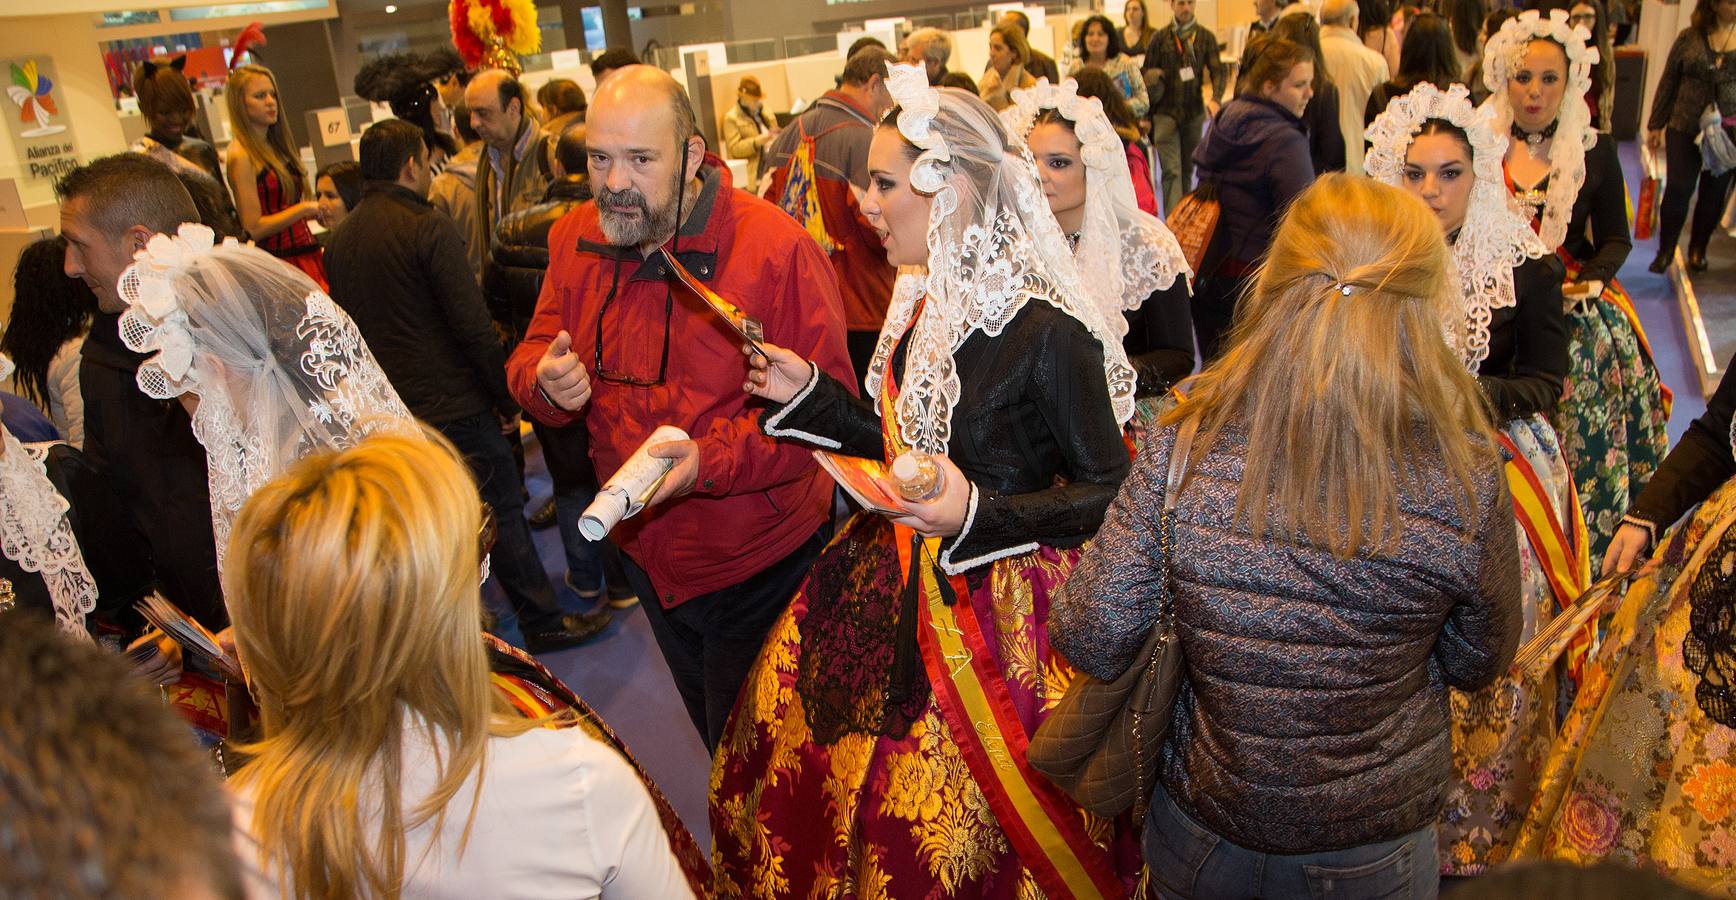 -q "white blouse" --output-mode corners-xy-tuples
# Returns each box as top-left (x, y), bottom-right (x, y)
(234, 720), (693, 900)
